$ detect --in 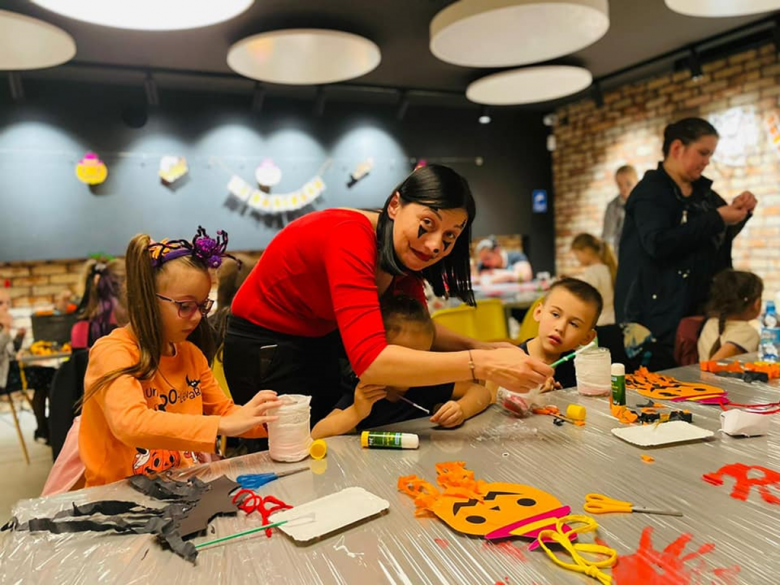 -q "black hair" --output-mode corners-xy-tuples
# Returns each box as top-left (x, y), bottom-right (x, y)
(547, 278), (603, 327)
(376, 164), (477, 306)
(662, 117), (719, 158)
(704, 270), (763, 358)
(380, 294), (435, 337)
